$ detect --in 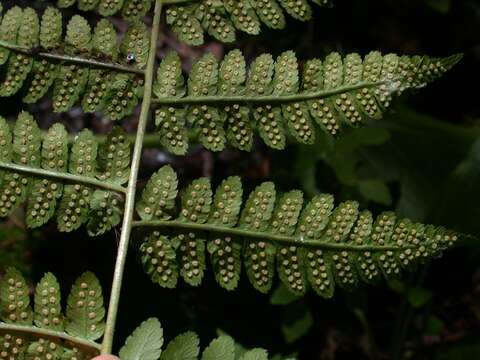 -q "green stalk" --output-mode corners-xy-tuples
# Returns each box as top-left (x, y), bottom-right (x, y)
(131, 220), (415, 252)
(0, 40), (144, 75)
(152, 81), (382, 105)
(0, 323), (102, 352)
(0, 162), (126, 193)
(101, 0), (163, 354)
